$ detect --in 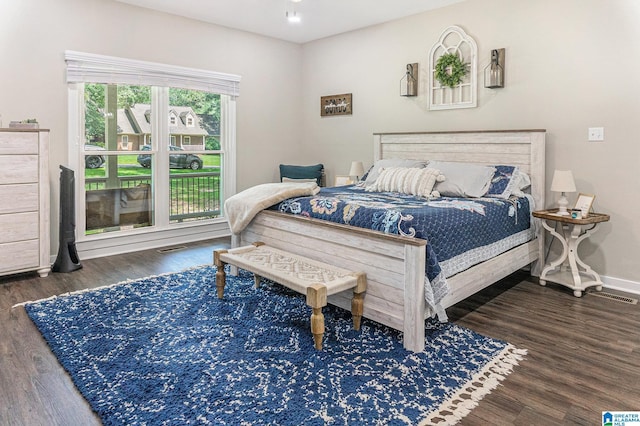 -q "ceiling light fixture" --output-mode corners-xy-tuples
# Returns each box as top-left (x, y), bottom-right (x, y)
(286, 10), (301, 23)
(286, 0), (302, 23)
